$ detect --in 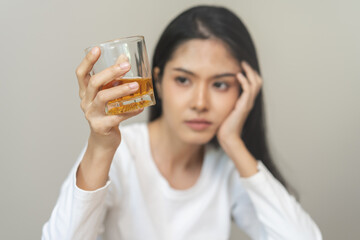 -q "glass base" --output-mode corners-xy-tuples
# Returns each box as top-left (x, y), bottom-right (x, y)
(105, 93), (156, 115)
